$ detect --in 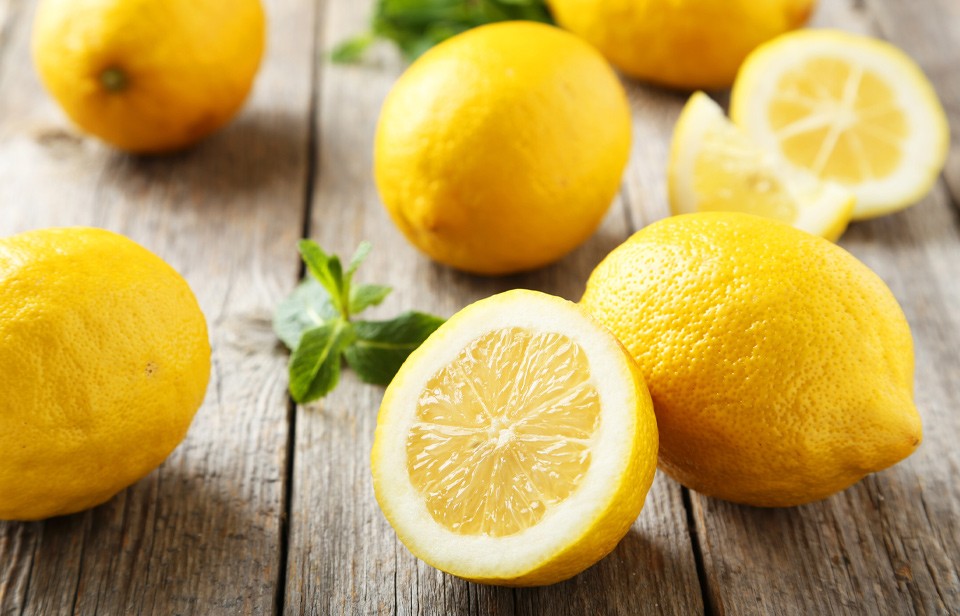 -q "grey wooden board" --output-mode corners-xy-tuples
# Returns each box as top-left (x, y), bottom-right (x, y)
(0, 0), (314, 612)
(0, 0), (958, 614)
